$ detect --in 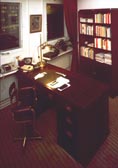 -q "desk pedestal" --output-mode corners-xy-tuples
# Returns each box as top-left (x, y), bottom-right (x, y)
(56, 94), (109, 166)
